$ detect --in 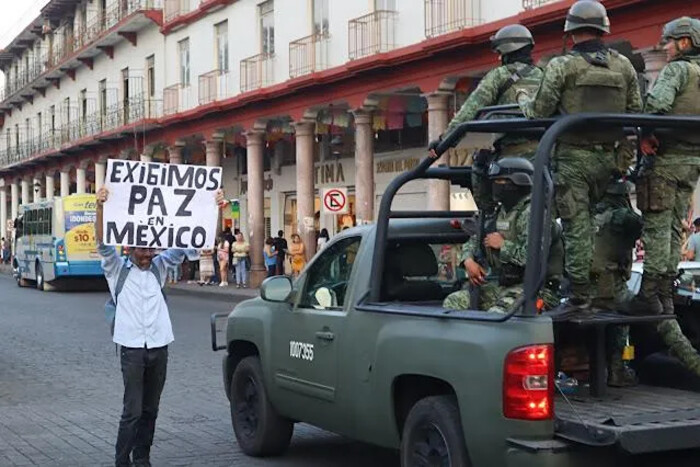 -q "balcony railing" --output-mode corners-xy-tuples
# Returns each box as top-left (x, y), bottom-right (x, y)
(522, 0), (560, 10)
(289, 33), (329, 78)
(0, 97), (163, 168)
(164, 0), (192, 22)
(198, 69), (231, 105)
(349, 10), (398, 60)
(424, 0), (483, 37)
(240, 53), (274, 92)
